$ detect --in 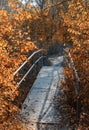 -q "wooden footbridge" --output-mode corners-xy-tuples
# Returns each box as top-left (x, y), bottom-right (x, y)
(13, 49), (80, 130)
